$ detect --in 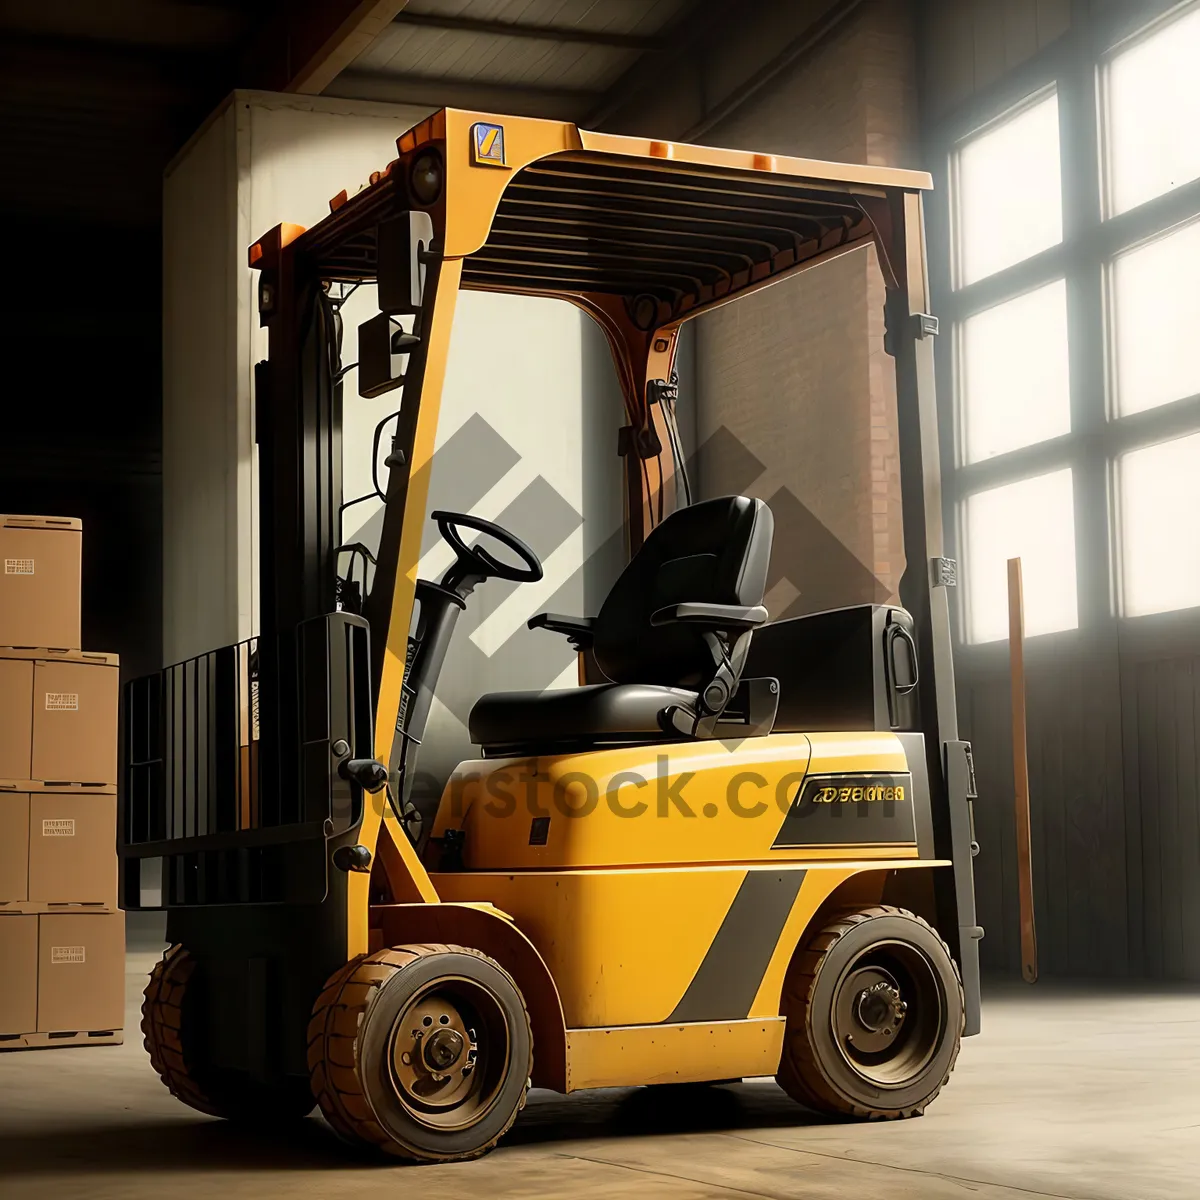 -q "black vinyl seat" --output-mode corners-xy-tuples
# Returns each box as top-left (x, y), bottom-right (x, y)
(468, 495), (775, 754)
